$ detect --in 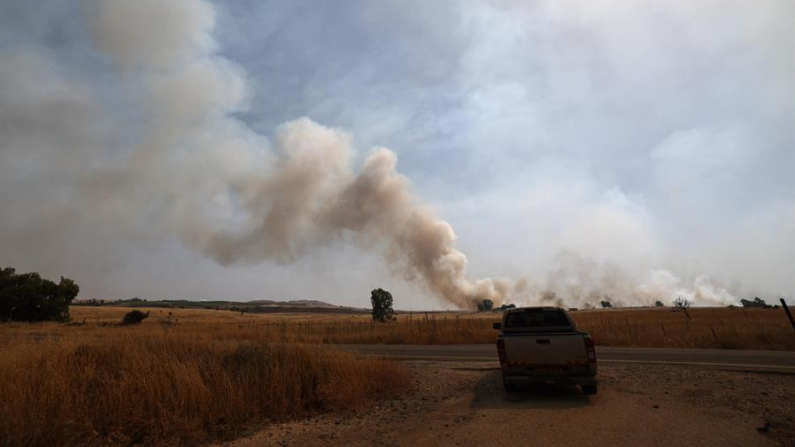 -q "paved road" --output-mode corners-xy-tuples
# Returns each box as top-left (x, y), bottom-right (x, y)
(341, 344), (795, 373)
